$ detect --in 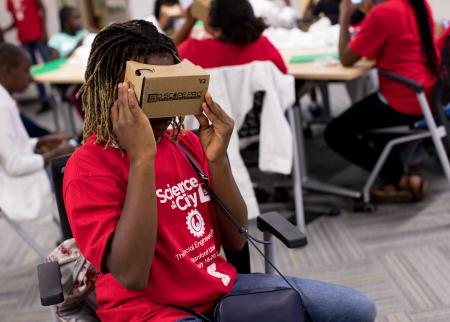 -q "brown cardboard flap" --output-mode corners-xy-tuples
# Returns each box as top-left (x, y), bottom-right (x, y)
(191, 0), (212, 23)
(124, 60), (210, 118)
